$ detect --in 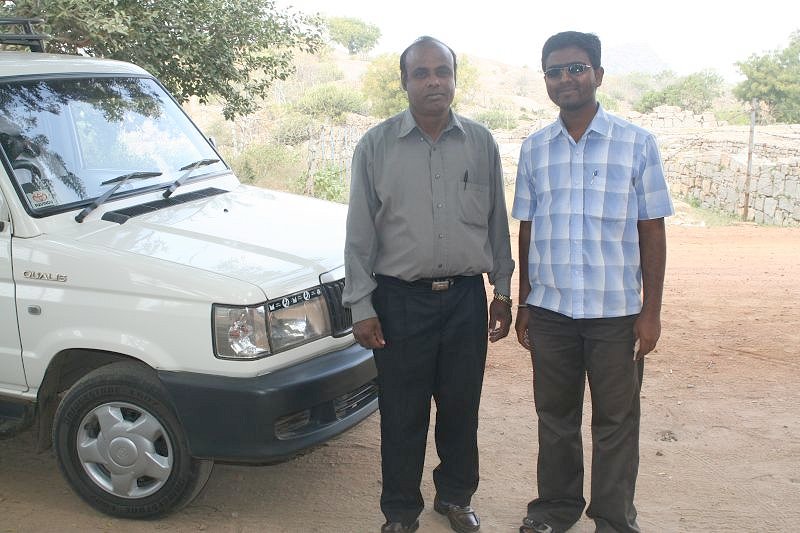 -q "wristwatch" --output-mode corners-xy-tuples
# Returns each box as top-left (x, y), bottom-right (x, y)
(492, 292), (512, 306)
